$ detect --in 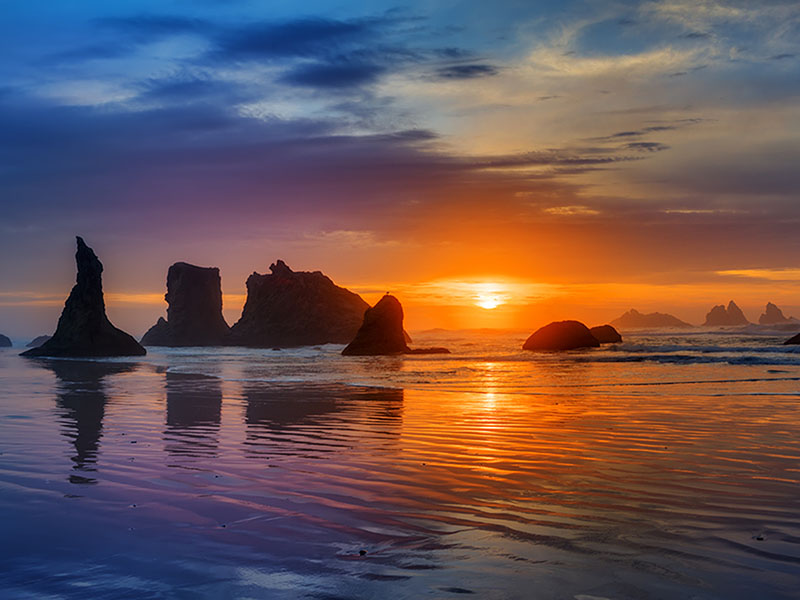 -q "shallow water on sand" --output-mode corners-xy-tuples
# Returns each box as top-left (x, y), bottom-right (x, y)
(1, 331), (799, 599)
